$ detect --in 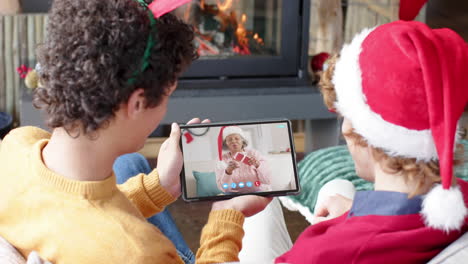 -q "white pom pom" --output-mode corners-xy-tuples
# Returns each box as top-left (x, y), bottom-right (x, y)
(421, 184), (467, 232)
